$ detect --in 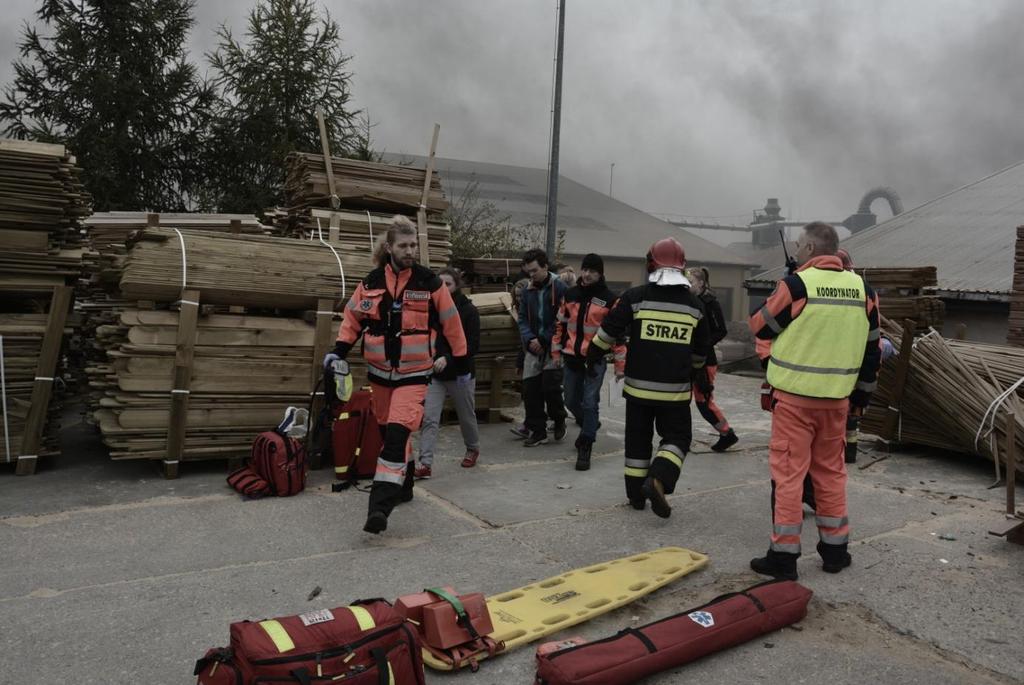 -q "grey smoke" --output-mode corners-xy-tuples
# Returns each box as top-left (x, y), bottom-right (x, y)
(0, 0), (1020, 222)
